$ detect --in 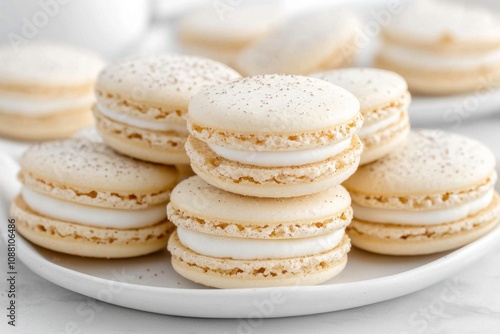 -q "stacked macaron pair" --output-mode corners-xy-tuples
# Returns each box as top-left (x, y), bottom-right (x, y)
(167, 74), (365, 288)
